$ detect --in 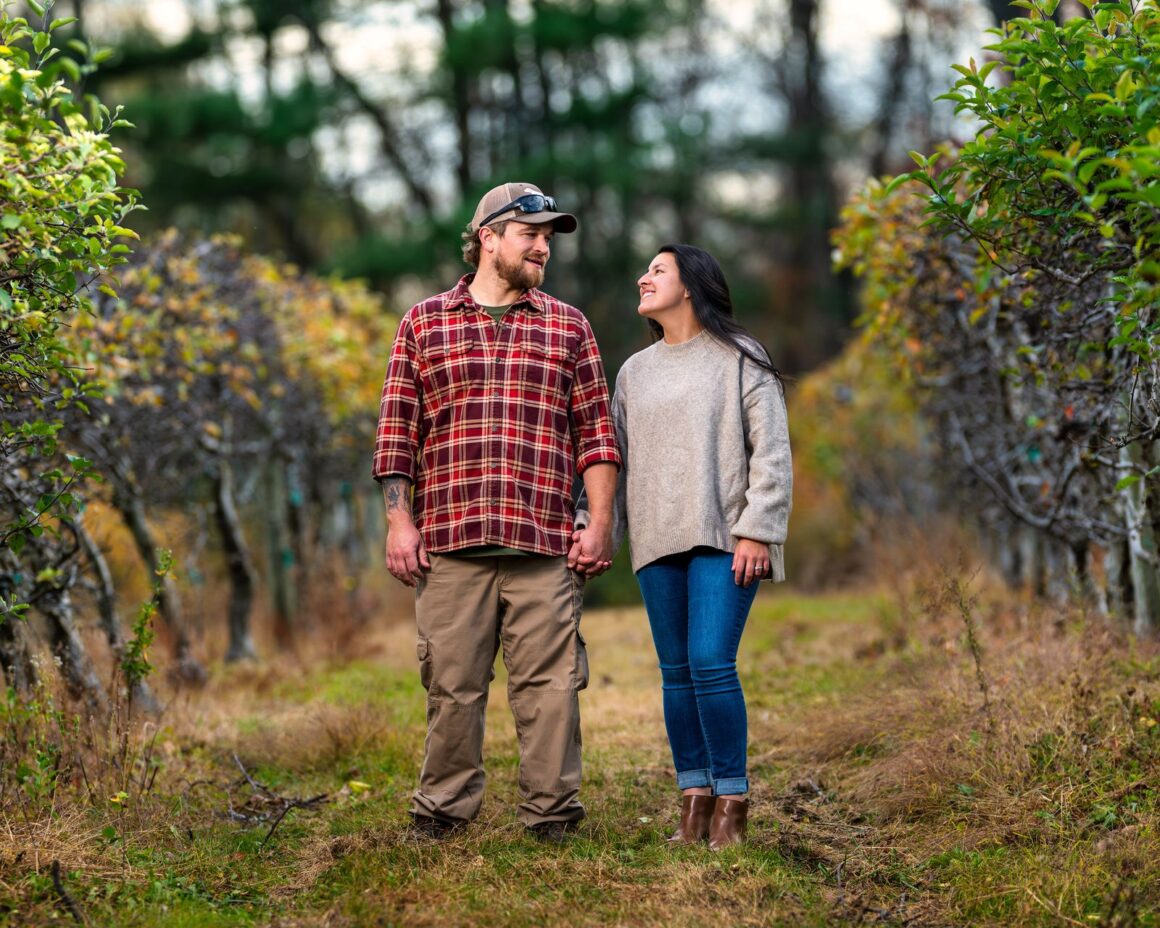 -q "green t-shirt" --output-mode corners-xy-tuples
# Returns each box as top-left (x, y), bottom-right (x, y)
(457, 545), (532, 558)
(480, 303), (512, 325)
